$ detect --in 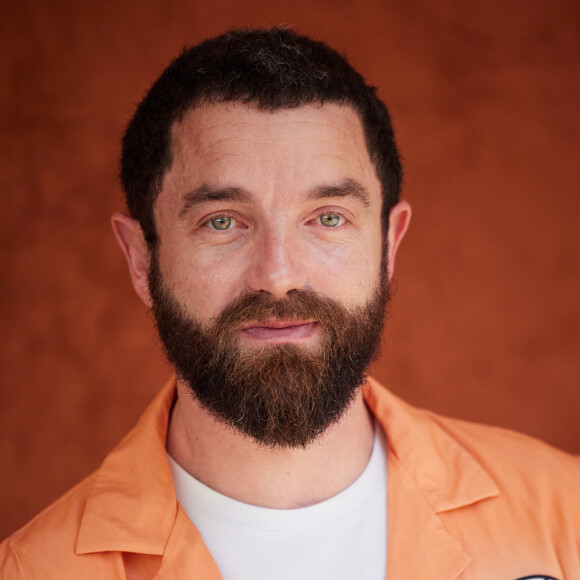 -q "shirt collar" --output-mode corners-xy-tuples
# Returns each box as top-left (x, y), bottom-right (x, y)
(363, 377), (500, 512)
(76, 377), (178, 555)
(76, 375), (499, 557)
